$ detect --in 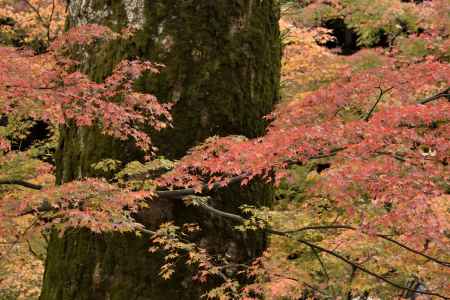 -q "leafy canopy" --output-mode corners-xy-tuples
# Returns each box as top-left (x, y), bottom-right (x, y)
(0, 0), (449, 299)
